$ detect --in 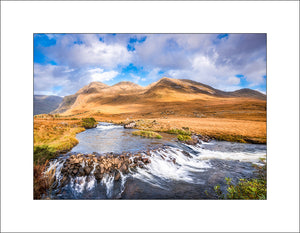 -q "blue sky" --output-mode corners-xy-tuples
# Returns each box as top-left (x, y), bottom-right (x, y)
(34, 33), (266, 96)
